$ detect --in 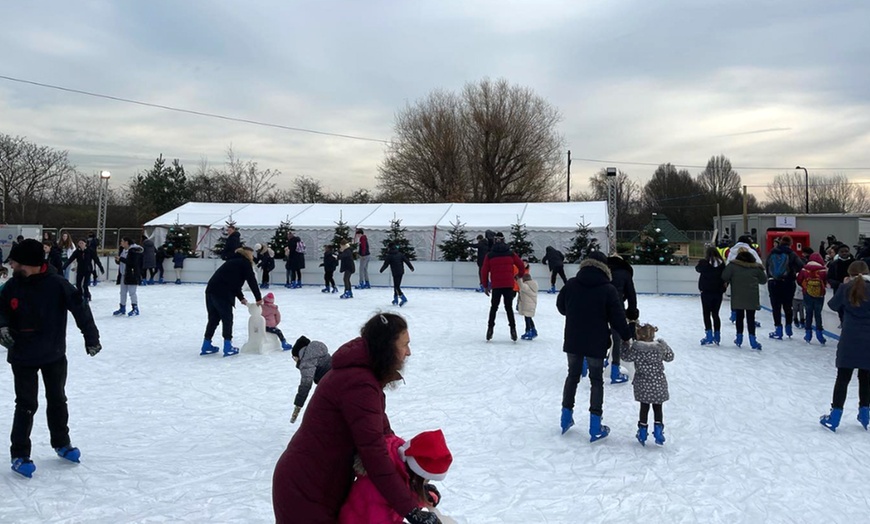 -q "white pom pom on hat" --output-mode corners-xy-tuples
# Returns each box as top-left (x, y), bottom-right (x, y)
(398, 429), (453, 481)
